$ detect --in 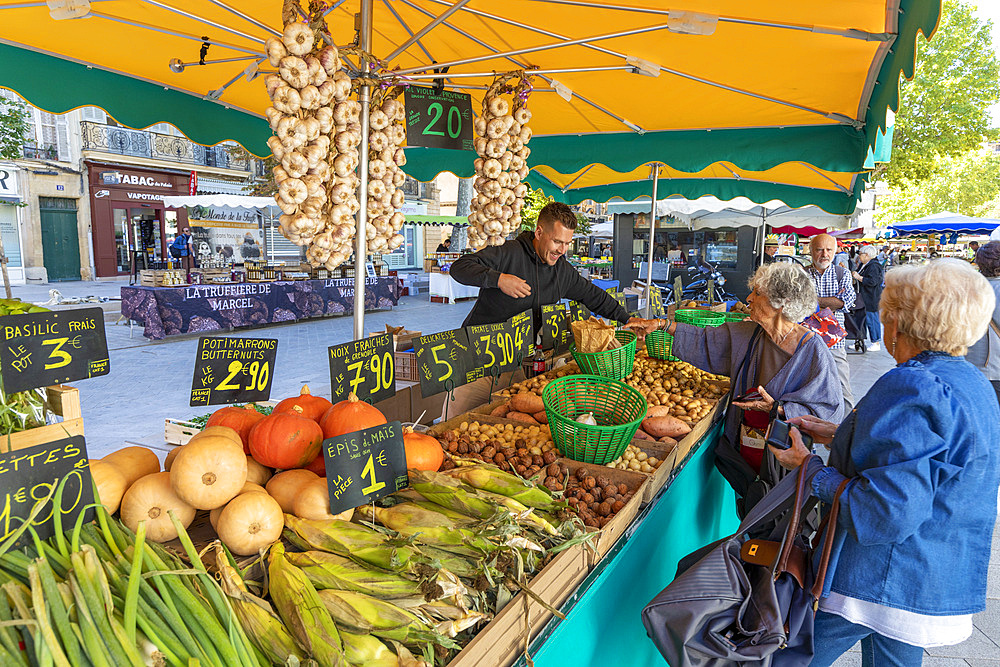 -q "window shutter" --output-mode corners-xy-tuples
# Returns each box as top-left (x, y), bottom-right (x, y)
(81, 106), (107, 123)
(55, 115), (71, 162)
